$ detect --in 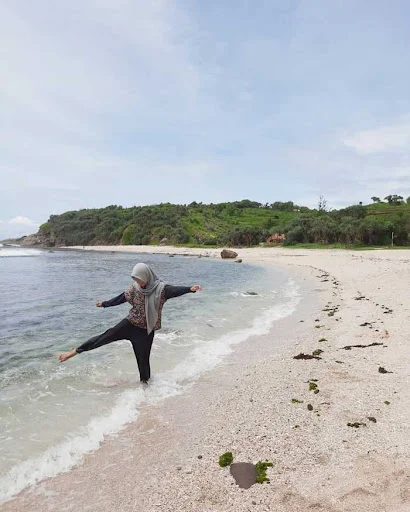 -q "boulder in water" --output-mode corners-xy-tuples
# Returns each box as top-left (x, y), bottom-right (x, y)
(221, 249), (238, 259)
